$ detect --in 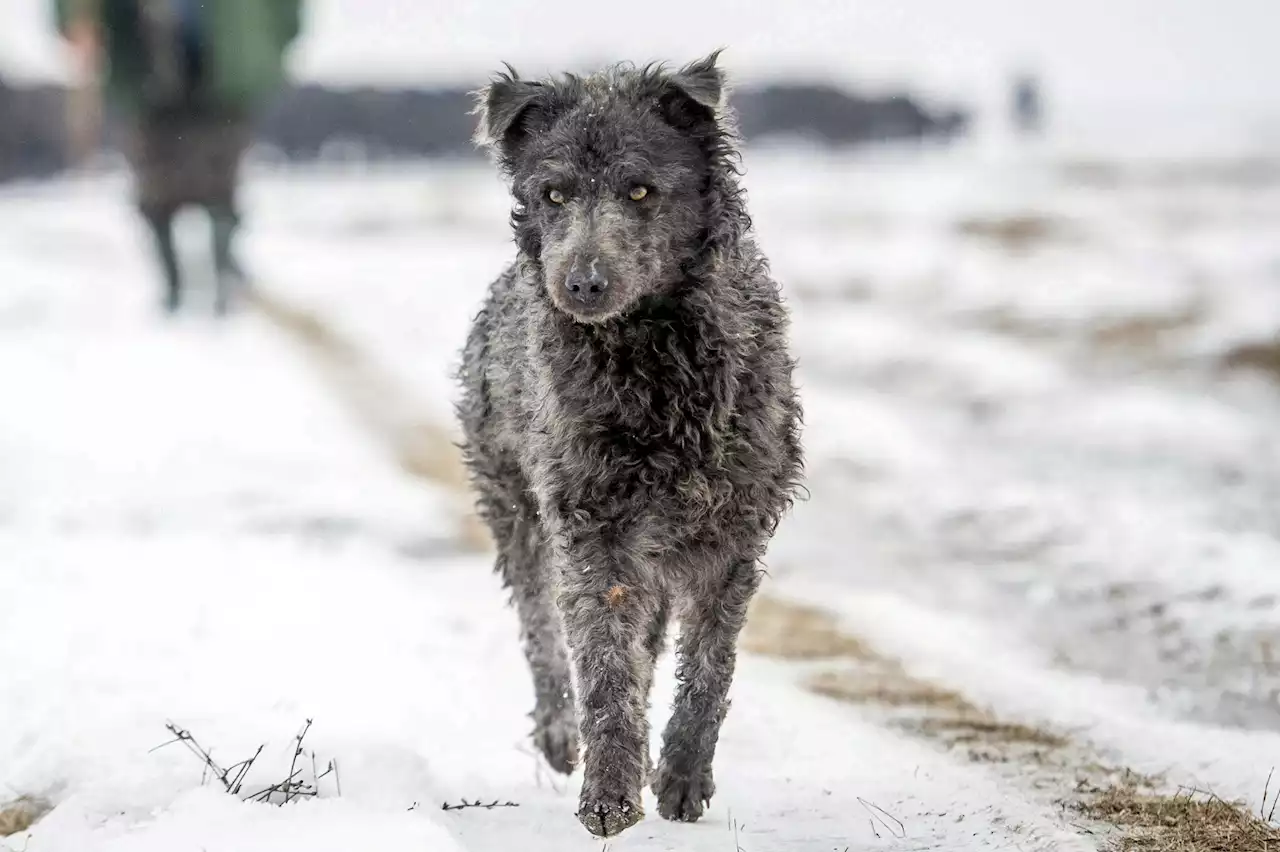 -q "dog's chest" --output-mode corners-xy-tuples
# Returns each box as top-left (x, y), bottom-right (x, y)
(523, 324), (743, 513)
